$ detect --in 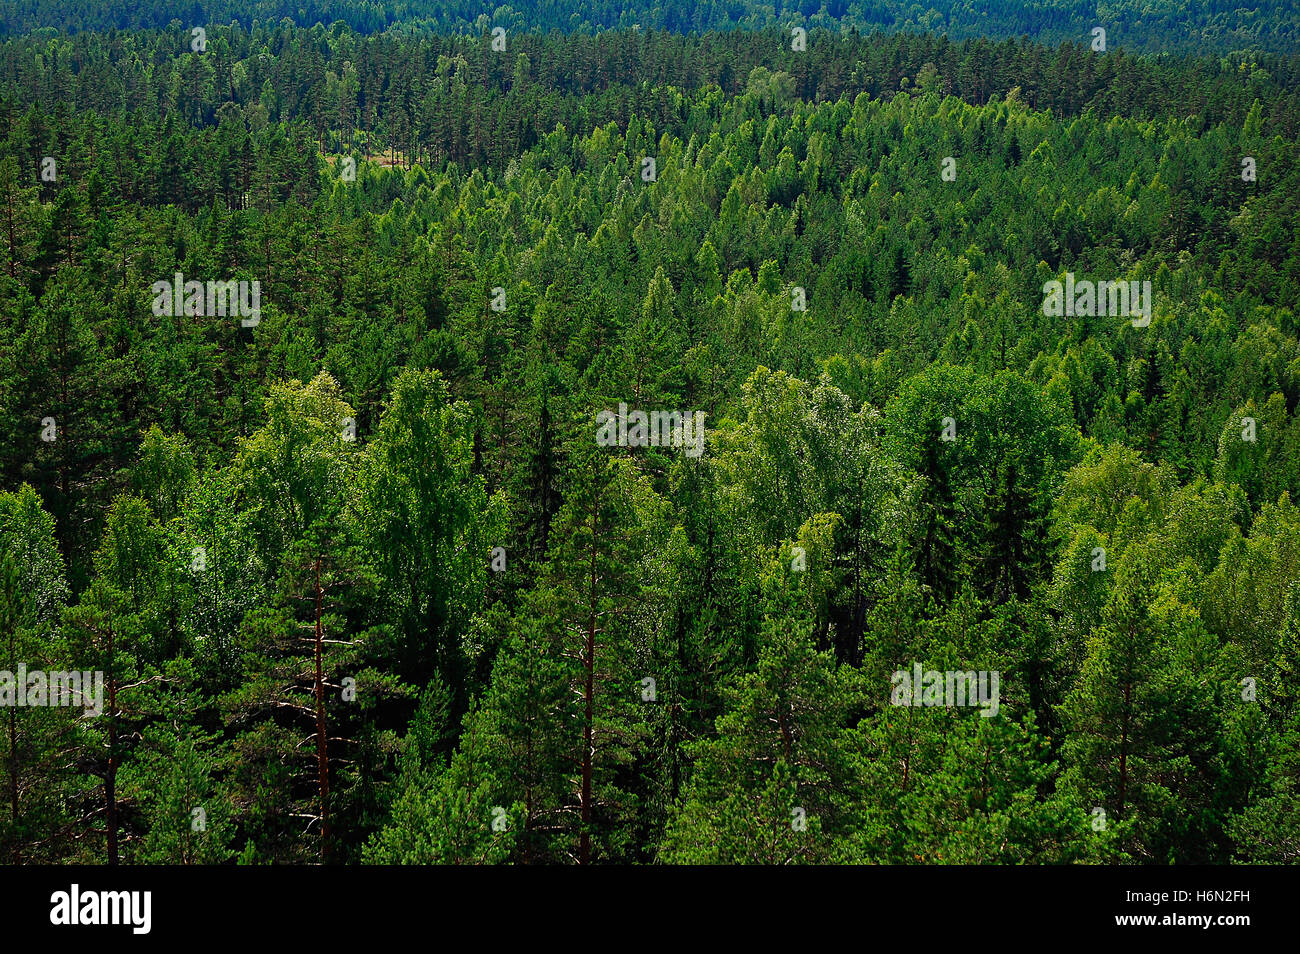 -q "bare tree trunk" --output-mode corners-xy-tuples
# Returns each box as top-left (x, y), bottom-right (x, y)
(7, 706), (16, 825)
(6, 624), (17, 829)
(579, 497), (598, 866)
(106, 622), (118, 866)
(314, 557), (330, 864)
(5, 177), (17, 278)
(1118, 680), (1131, 820)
